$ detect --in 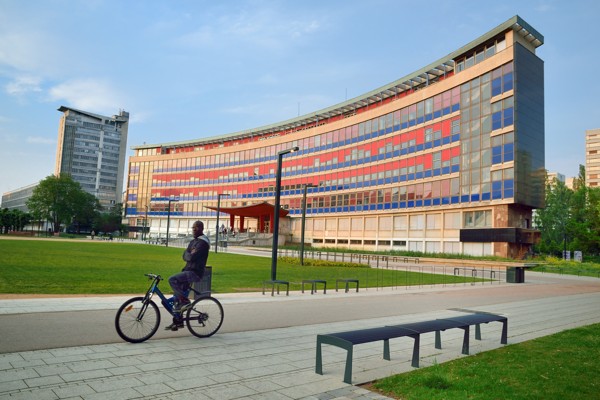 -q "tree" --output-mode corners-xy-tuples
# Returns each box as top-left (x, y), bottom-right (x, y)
(533, 173), (573, 256)
(94, 203), (125, 235)
(569, 165), (600, 255)
(27, 175), (98, 233)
